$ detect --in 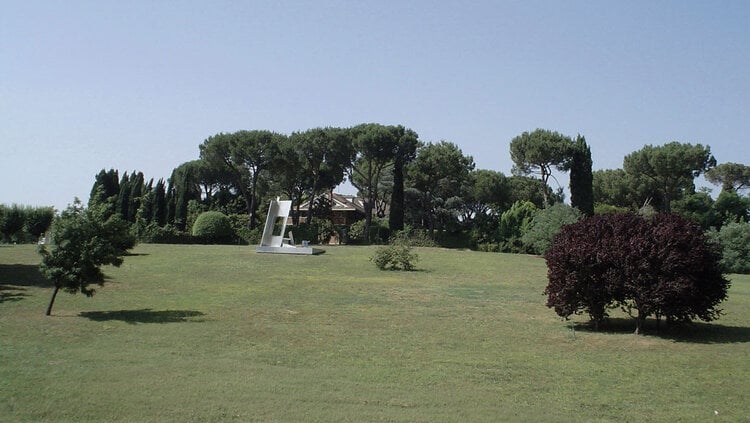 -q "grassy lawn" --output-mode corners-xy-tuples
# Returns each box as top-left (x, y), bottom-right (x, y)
(1, 243), (749, 422)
